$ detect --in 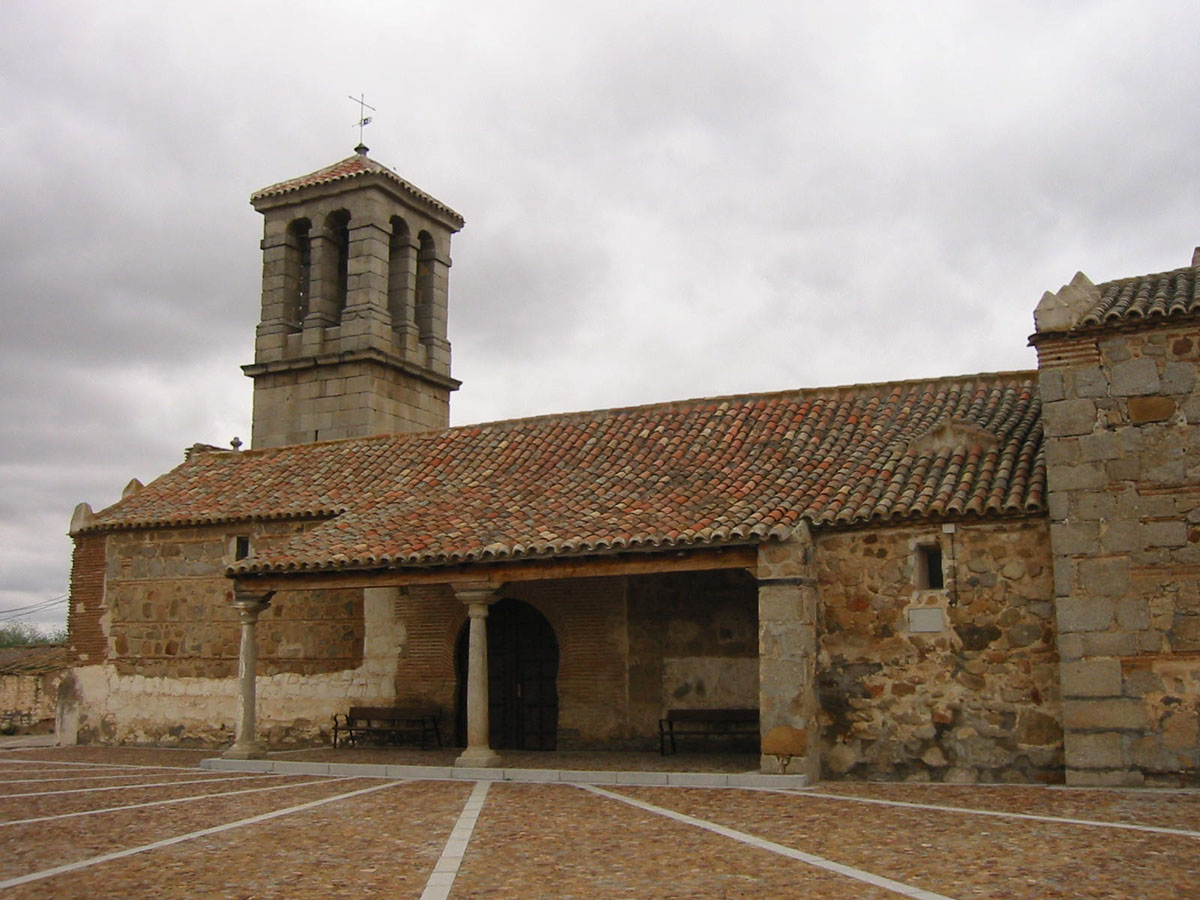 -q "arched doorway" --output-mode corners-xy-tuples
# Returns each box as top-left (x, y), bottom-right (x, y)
(455, 598), (559, 750)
